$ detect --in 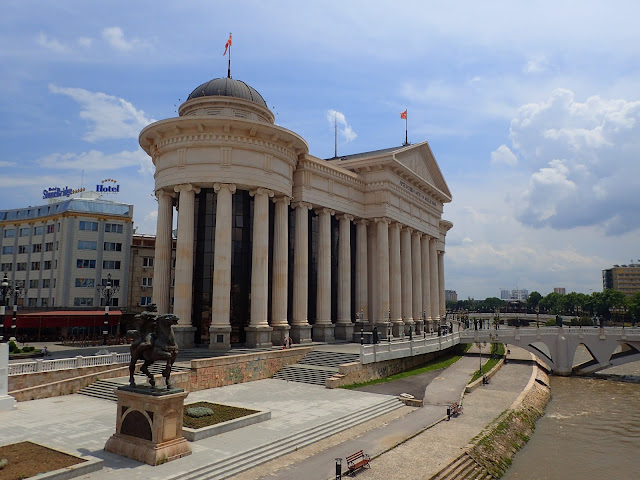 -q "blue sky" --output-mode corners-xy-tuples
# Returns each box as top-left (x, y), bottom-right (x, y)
(1, 1), (639, 299)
